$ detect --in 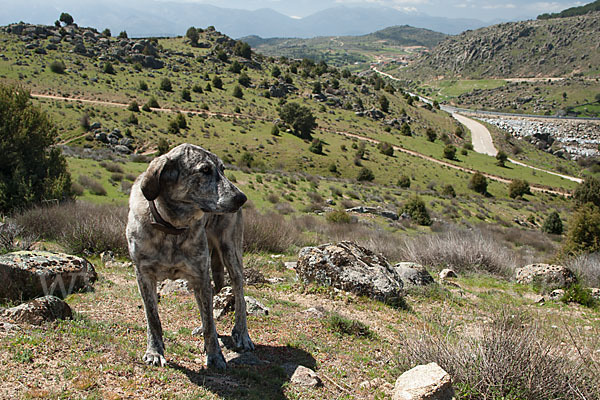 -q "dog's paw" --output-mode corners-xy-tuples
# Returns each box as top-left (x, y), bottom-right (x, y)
(207, 351), (227, 371)
(232, 330), (255, 352)
(143, 351), (167, 367)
